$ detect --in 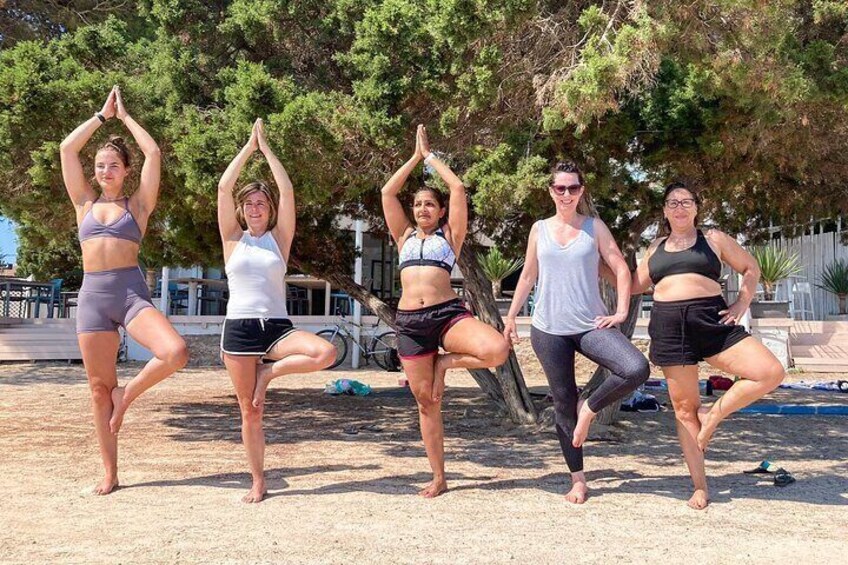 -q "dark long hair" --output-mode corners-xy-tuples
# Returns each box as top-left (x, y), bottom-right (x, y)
(97, 136), (132, 167)
(659, 181), (701, 236)
(412, 187), (448, 228)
